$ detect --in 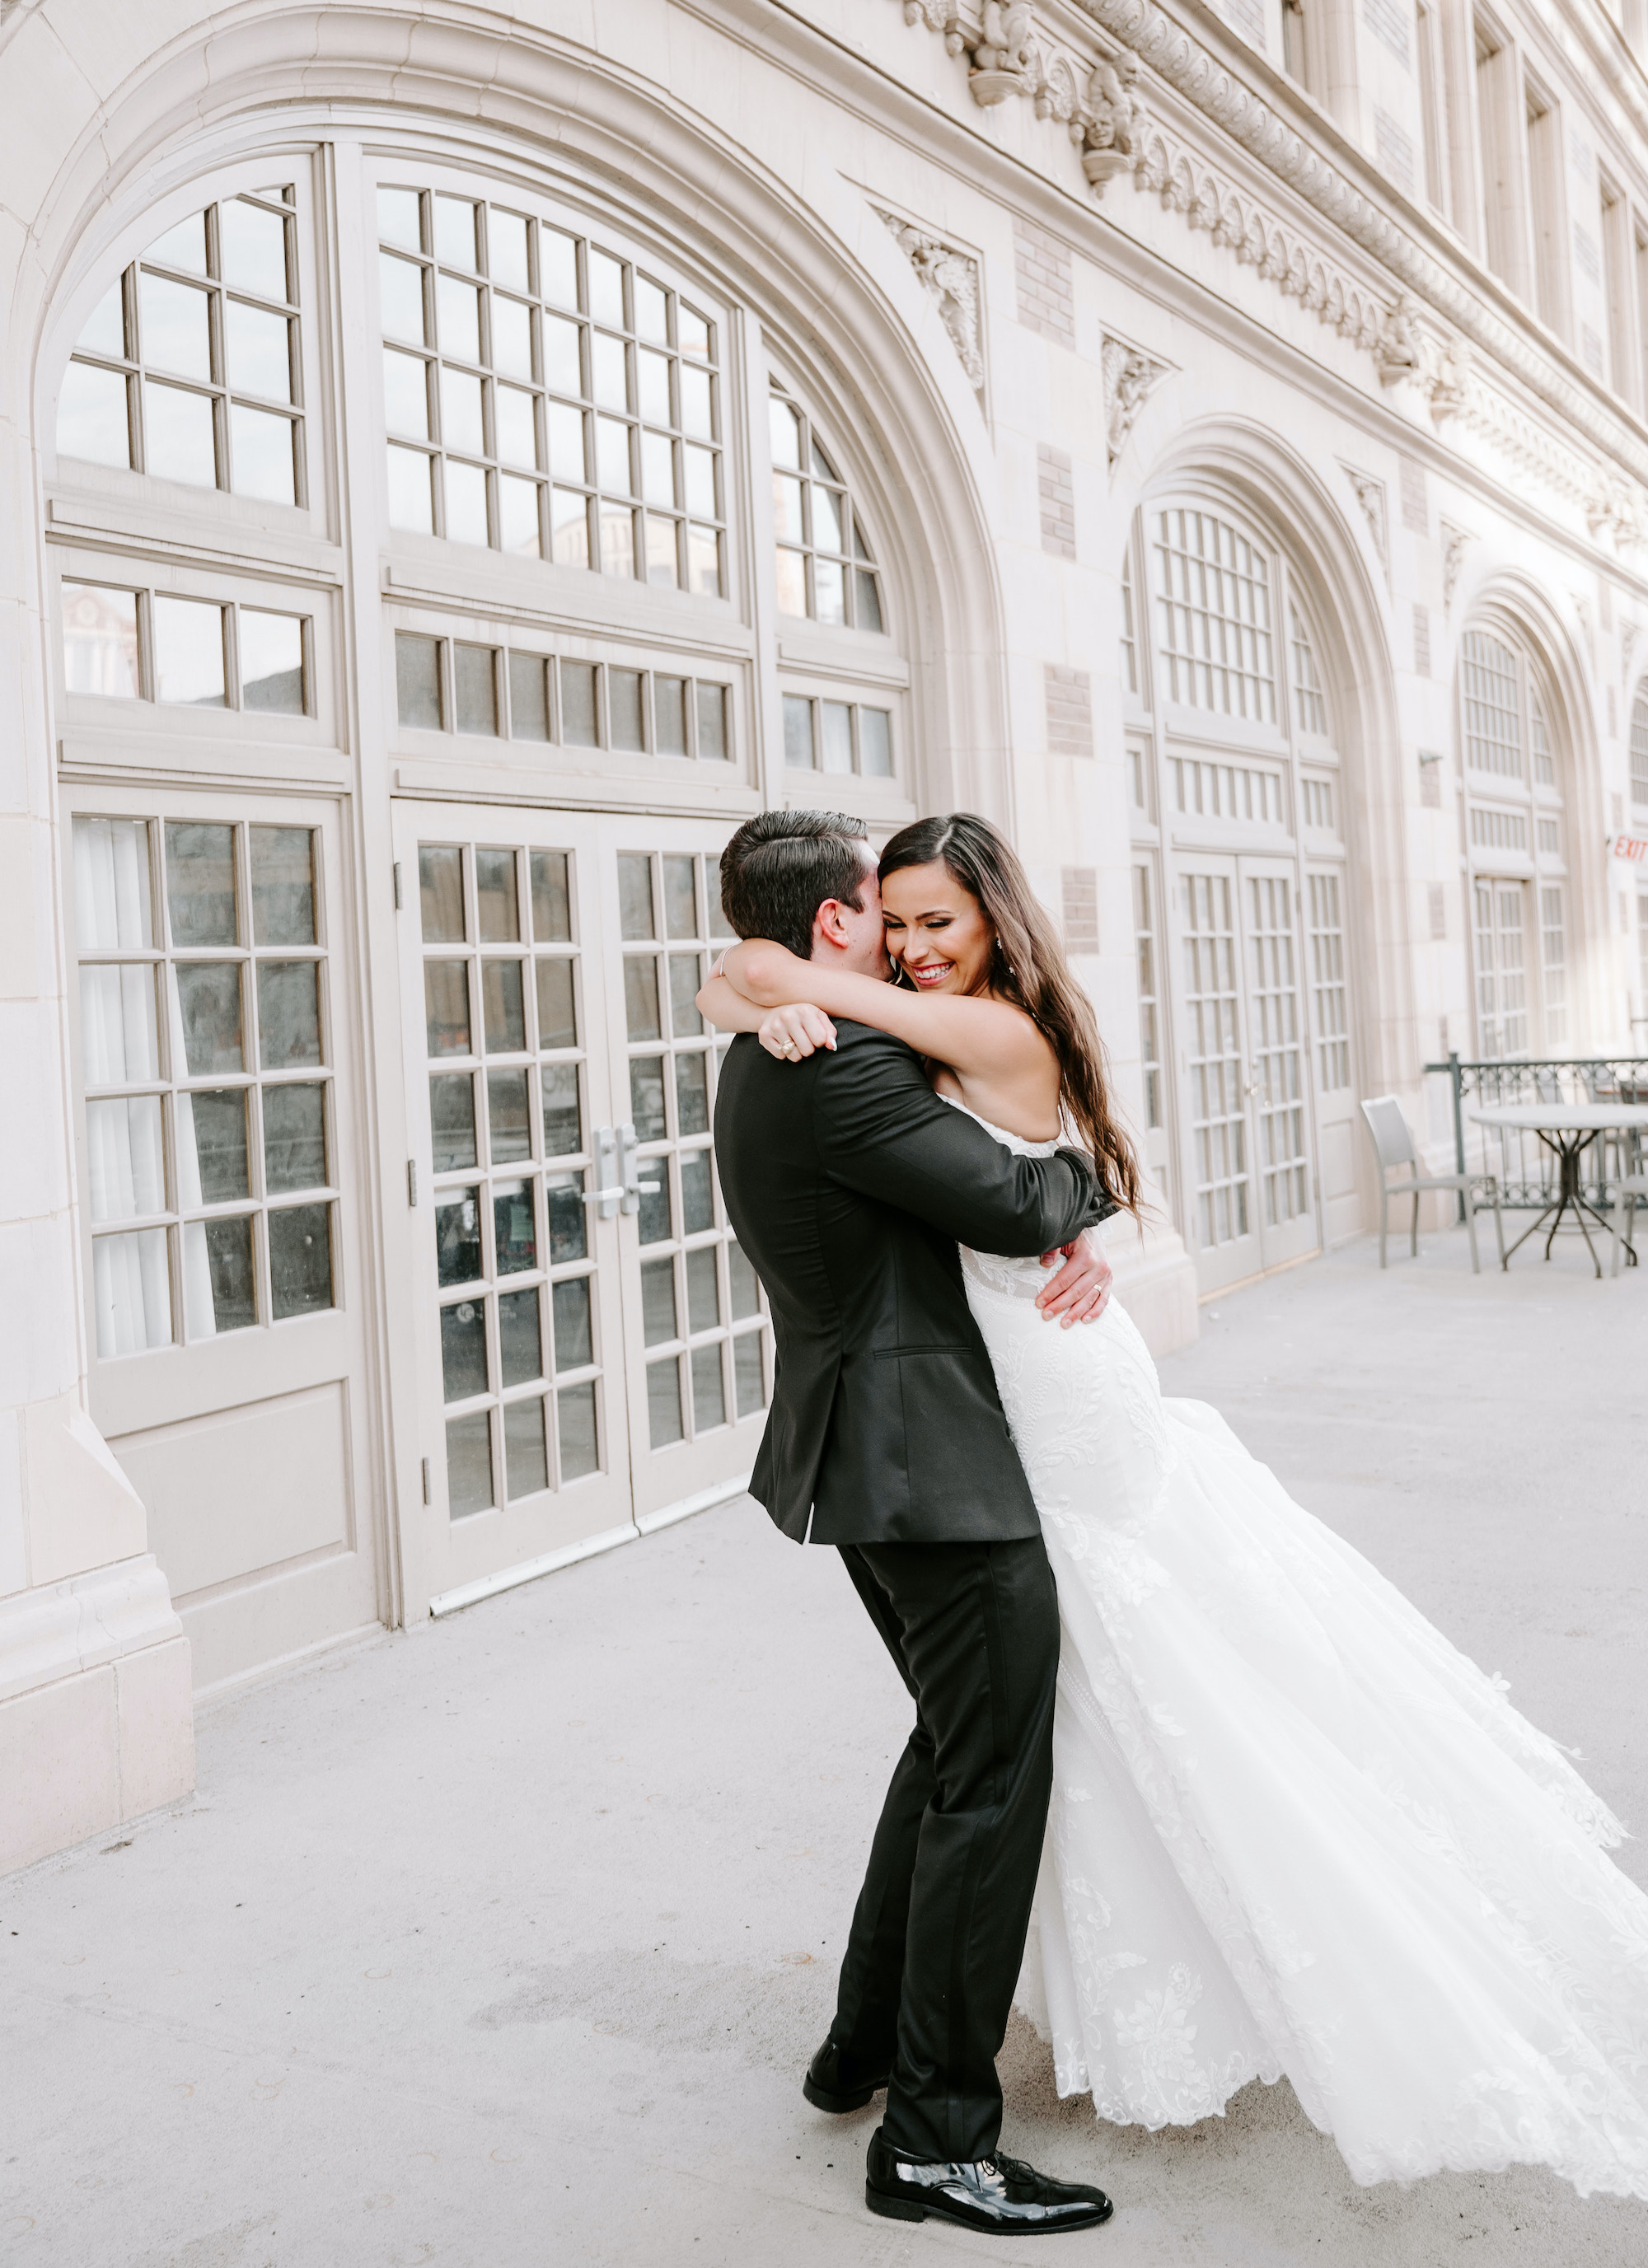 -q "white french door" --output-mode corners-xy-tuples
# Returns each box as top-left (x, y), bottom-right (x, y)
(1170, 853), (1318, 1293)
(392, 801), (771, 1606)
